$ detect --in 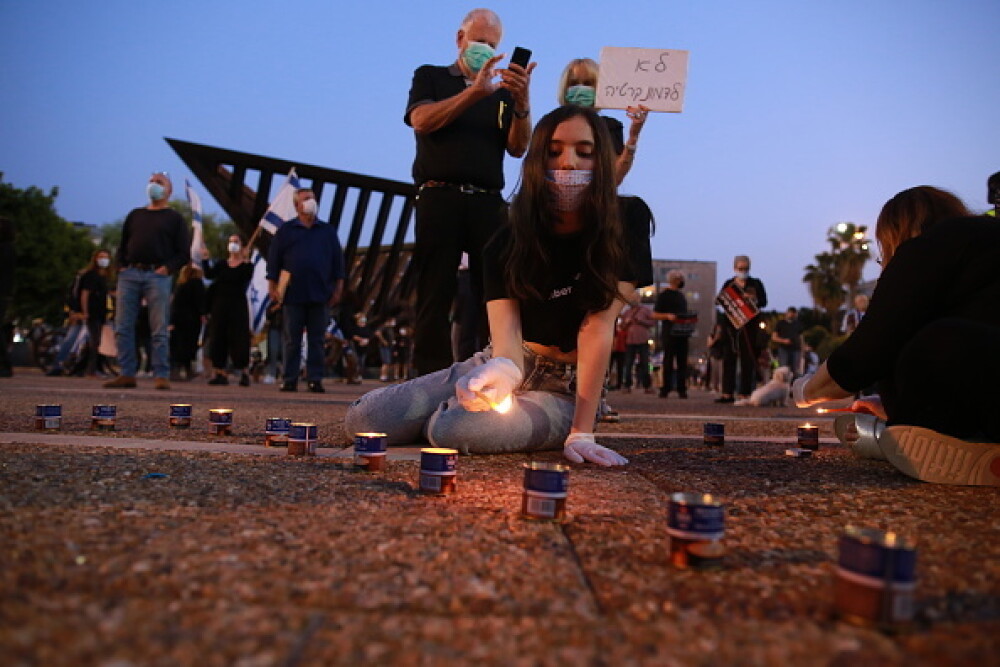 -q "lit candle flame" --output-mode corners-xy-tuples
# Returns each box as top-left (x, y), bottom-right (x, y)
(475, 390), (513, 414)
(493, 395), (513, 414)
